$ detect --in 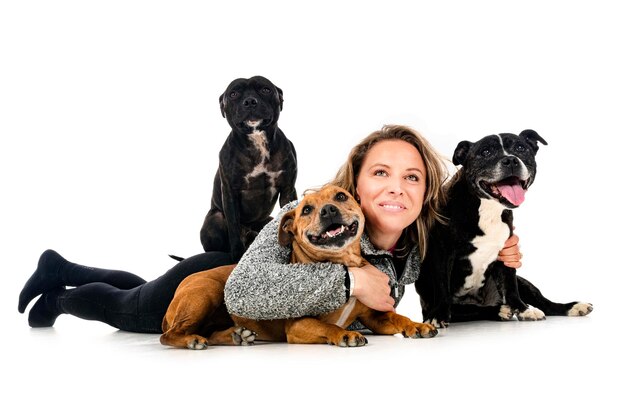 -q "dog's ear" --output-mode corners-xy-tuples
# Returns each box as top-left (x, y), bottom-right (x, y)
(520, 129), (548, 154)
(278, 210), (296, 246)
(452, 140), (473, 166)
(276, 86), (284, 111)
(219, 93), (226, 118)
